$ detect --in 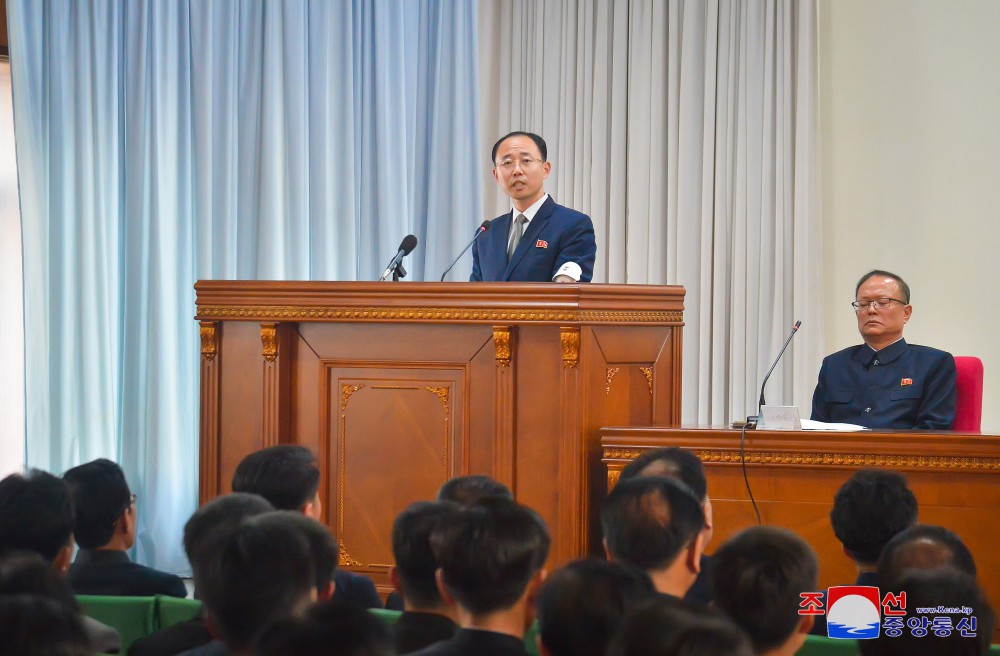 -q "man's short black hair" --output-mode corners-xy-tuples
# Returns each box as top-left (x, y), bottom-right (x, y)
(491, 131), (547, 164)
(0, 470), (75, 563)
(62, 459), (131, 549)
(197, 512), (315, 651)
(711, 526), (818, 653)
(431, 497), (550, 615)
(537, 559), (655, 656)
(858, 567), (995, 656)
(856, 270), (911, 304)
(183, 493), (274, 575)
(254, 599), (394, 656)
(601, 476), (705, 571)
(618, 448), (708, 501)
(391, 500), (460, 607)
(830, 468), (918, 565)
(607, 597), (753, 656)
(877, 524), (977, 586)
(436, 475), (513, 505)
(231, 445), (321, 511)
(258, 512), (338, 594)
